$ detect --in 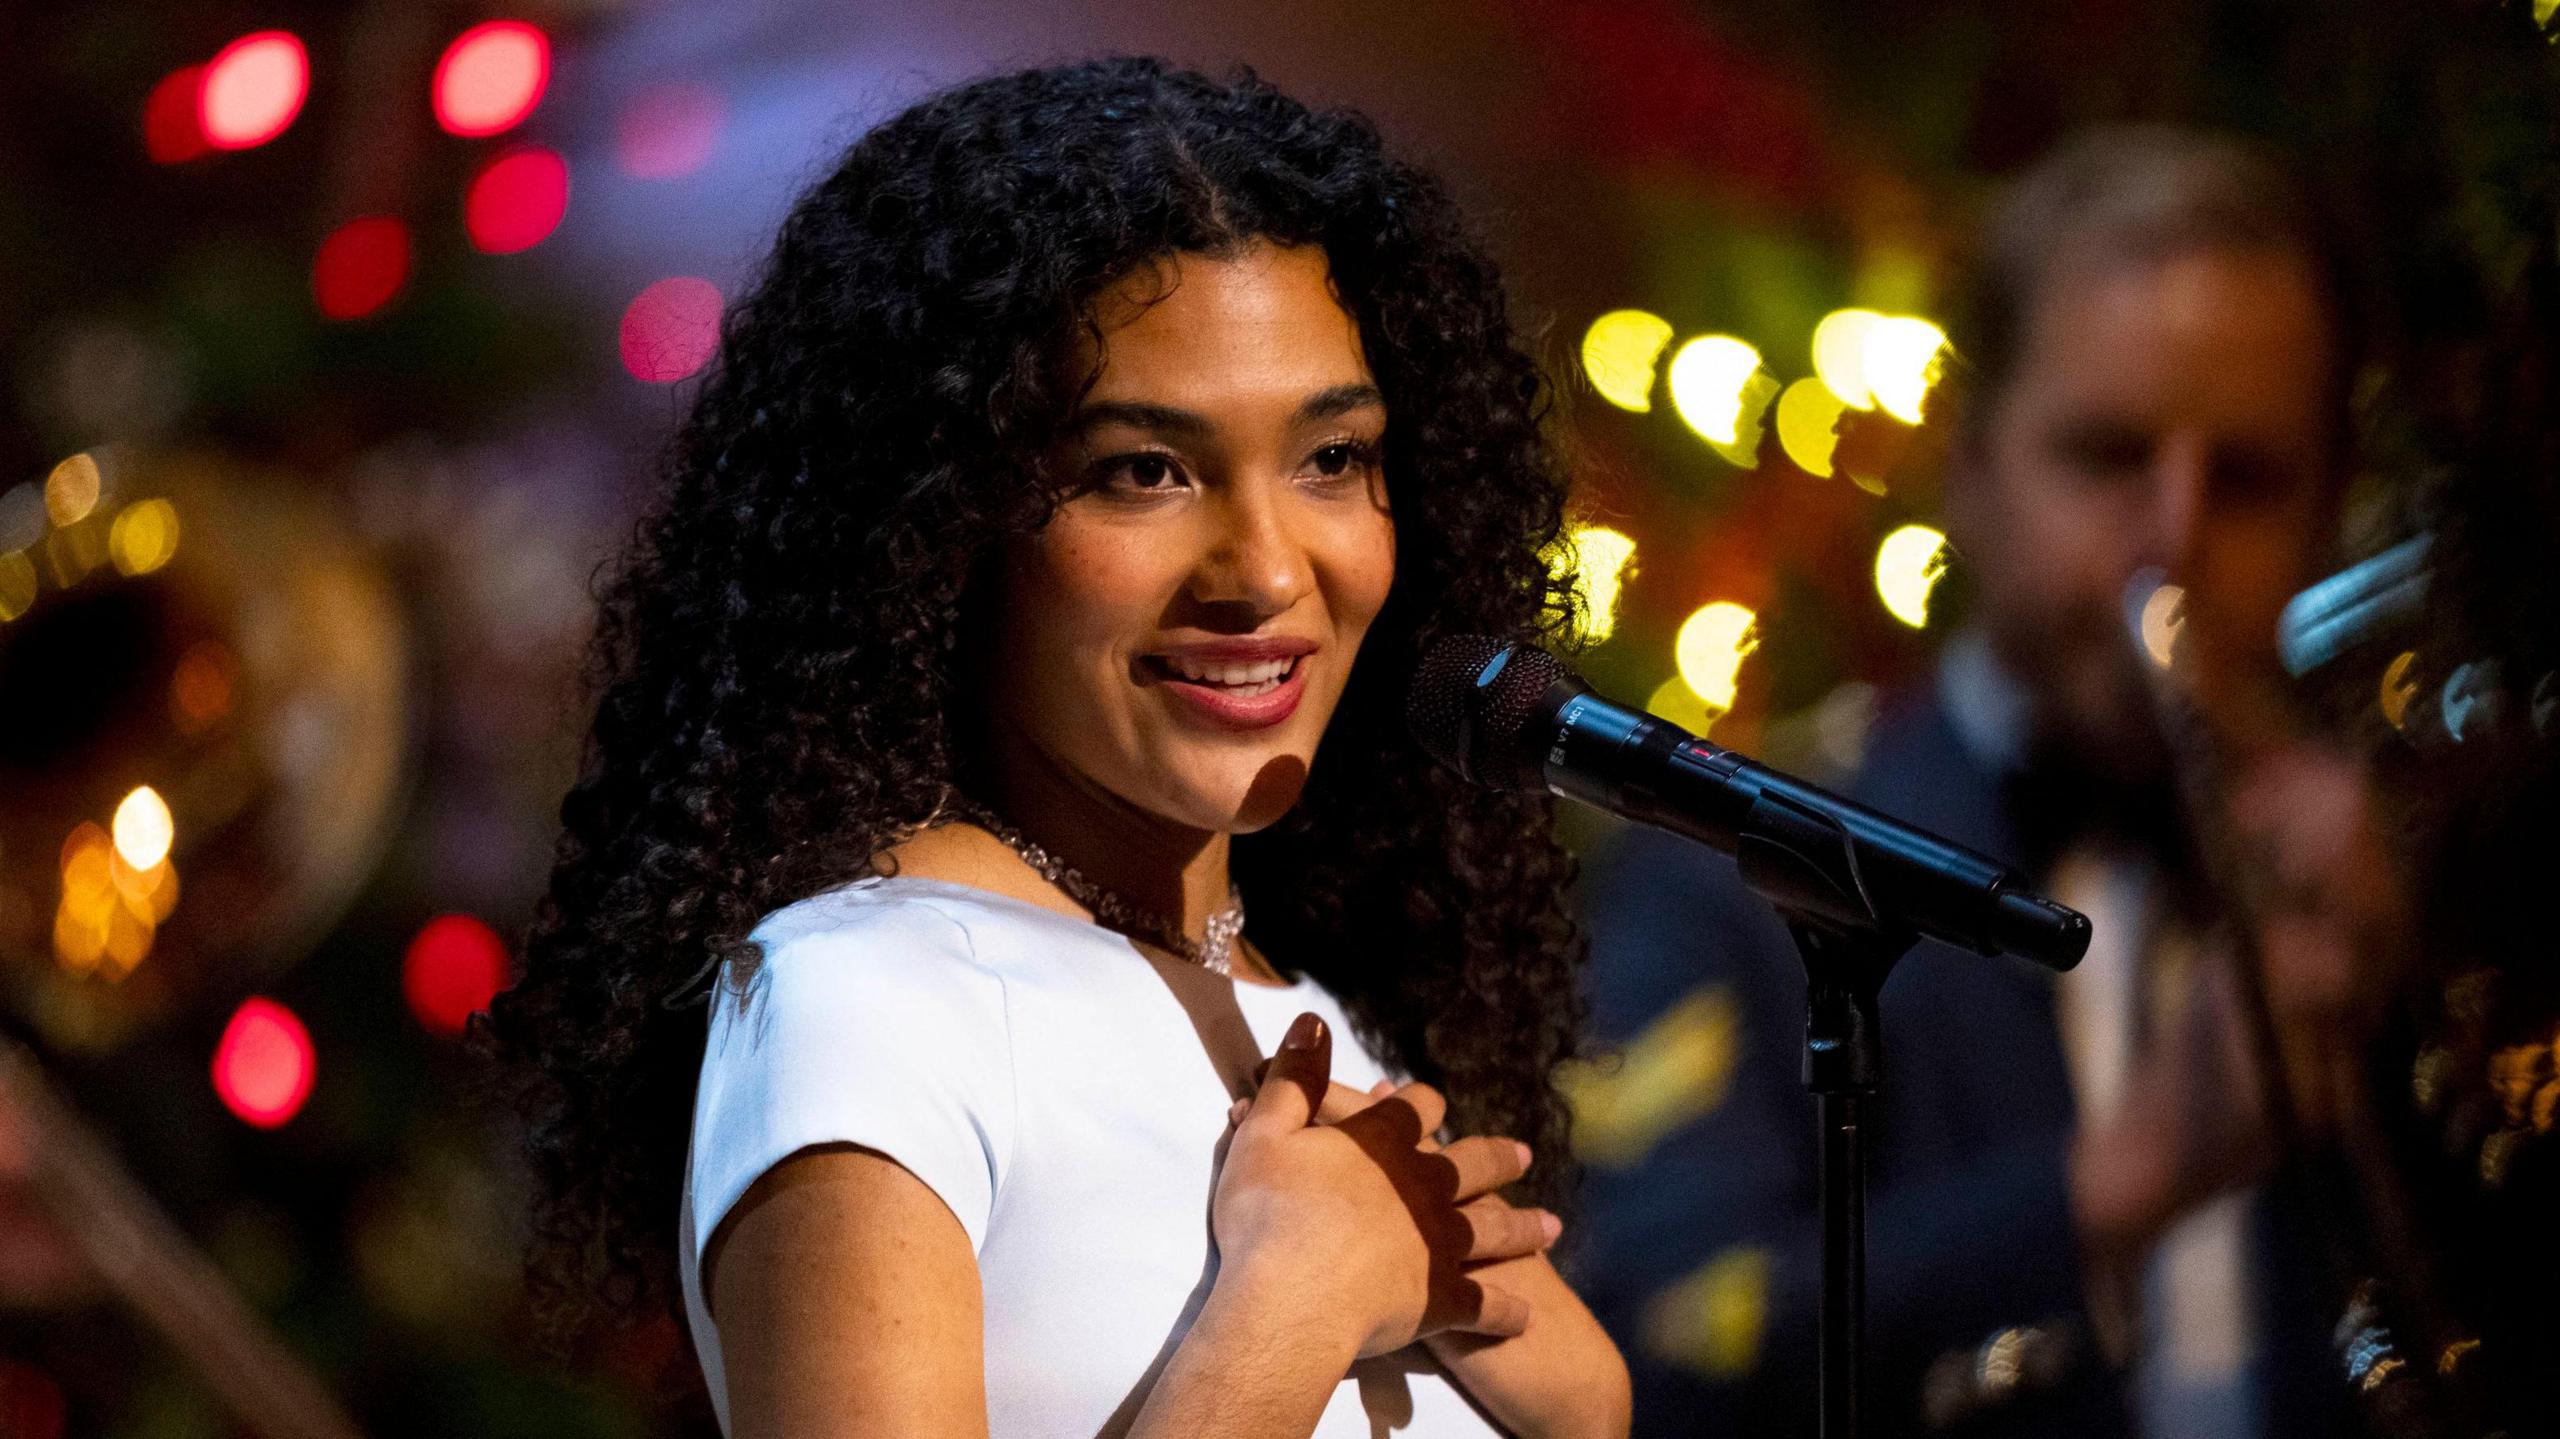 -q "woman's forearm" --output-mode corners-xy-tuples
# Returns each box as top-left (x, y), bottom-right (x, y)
(1426, 1252), (1632, 1439)
(1127, 1257), (1367, 1438)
